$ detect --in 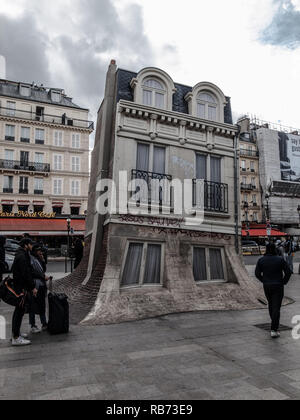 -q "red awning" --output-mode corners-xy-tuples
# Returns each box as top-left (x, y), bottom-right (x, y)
(0, 218), (85, 236)
(242, 228), (287, 237)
